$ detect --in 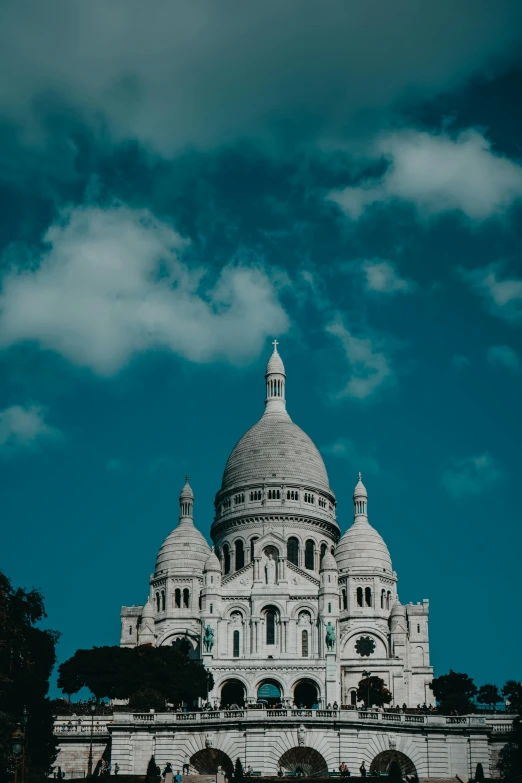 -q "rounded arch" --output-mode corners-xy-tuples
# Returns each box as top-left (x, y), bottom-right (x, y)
(256, 677), (283, 706)
(156, 629), (201, 653)
(370, 751), (416, 777)
(190, 749), (233, 777)
(340, 628), (389, 658)
(220, 678), (245, 708)
(223, 604), (248, 621)
(293, 678), (320, 708)
(290, 602), (316, 620)
(279, 747), (327, 777)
